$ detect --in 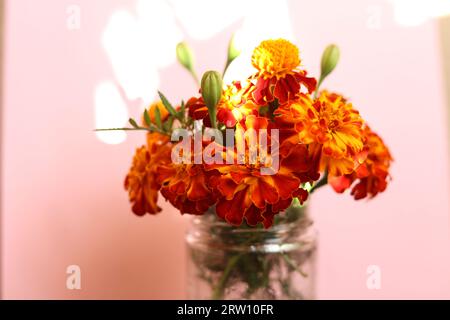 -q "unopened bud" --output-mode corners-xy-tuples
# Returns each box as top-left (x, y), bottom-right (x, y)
(320, 44), (340, 79)
(176, 42), (195, 72)
(201, 71), (223, 110)
(227, 34), (241, 63)
(201, 71), (223, 128)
